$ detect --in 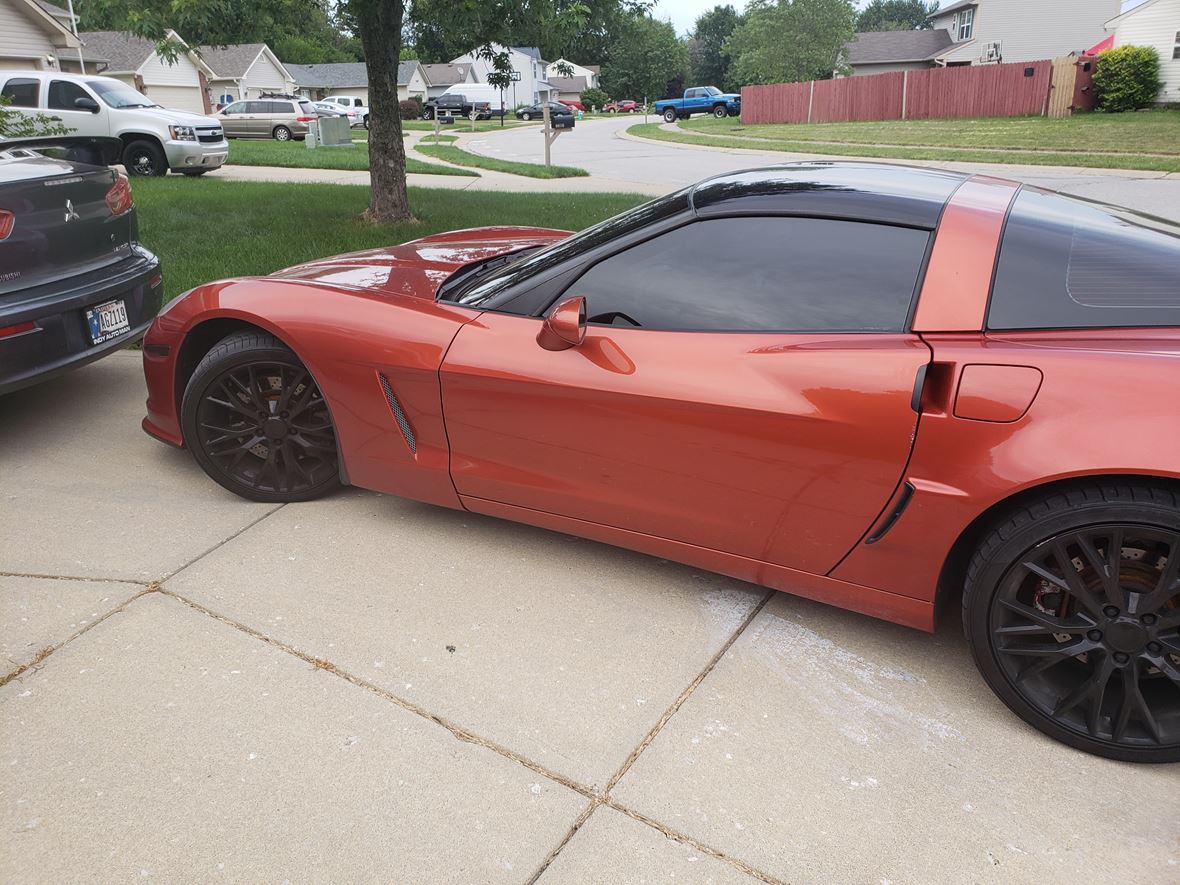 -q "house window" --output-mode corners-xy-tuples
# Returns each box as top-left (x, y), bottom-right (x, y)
(1174, 31), (1179, 60)
(958, 8), (975, 41)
